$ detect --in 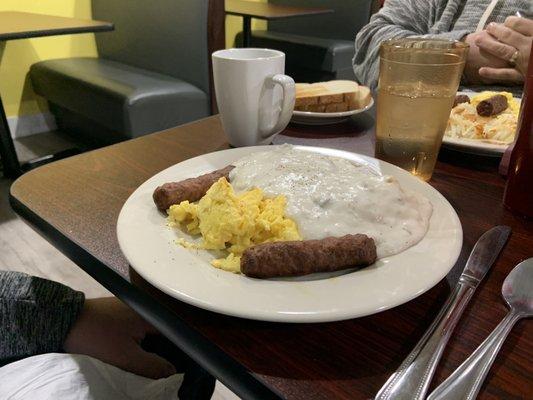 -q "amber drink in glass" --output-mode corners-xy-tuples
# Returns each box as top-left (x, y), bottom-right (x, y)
(375, 39), (468, 180)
